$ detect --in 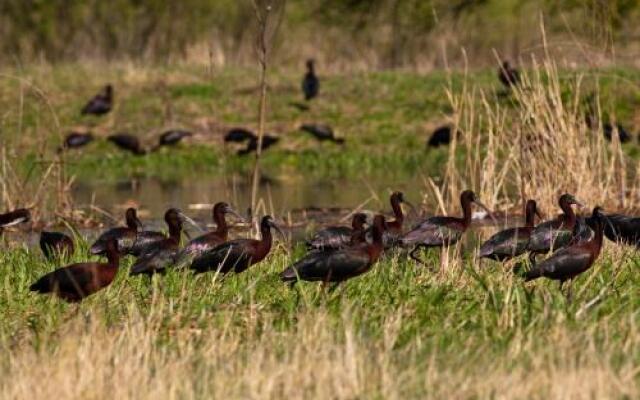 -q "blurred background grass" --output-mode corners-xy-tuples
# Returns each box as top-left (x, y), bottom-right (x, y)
(1, 0), (639, 69)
